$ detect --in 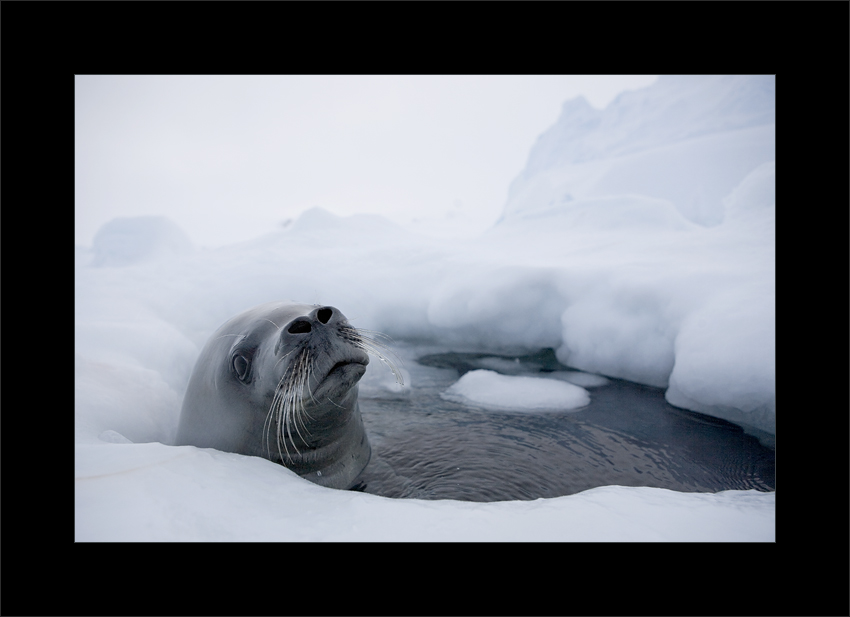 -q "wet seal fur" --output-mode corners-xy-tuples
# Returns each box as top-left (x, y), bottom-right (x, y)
(175, 301), (402, 489)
